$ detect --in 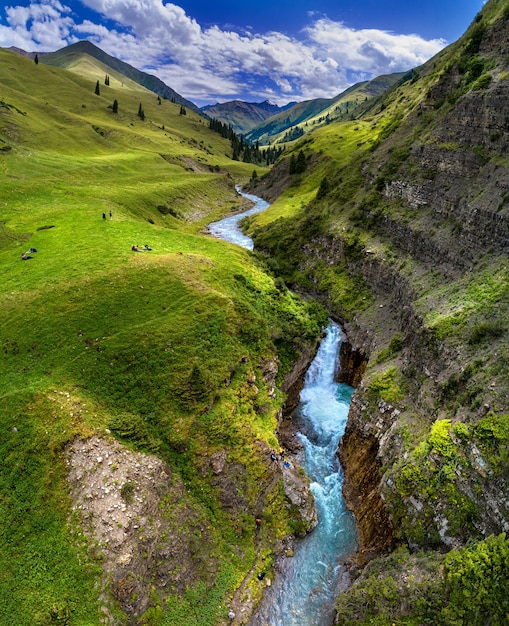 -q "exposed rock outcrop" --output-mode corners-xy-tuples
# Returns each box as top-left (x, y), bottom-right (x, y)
(339, 394), (397, 564)
(67, 436), (216, 622)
